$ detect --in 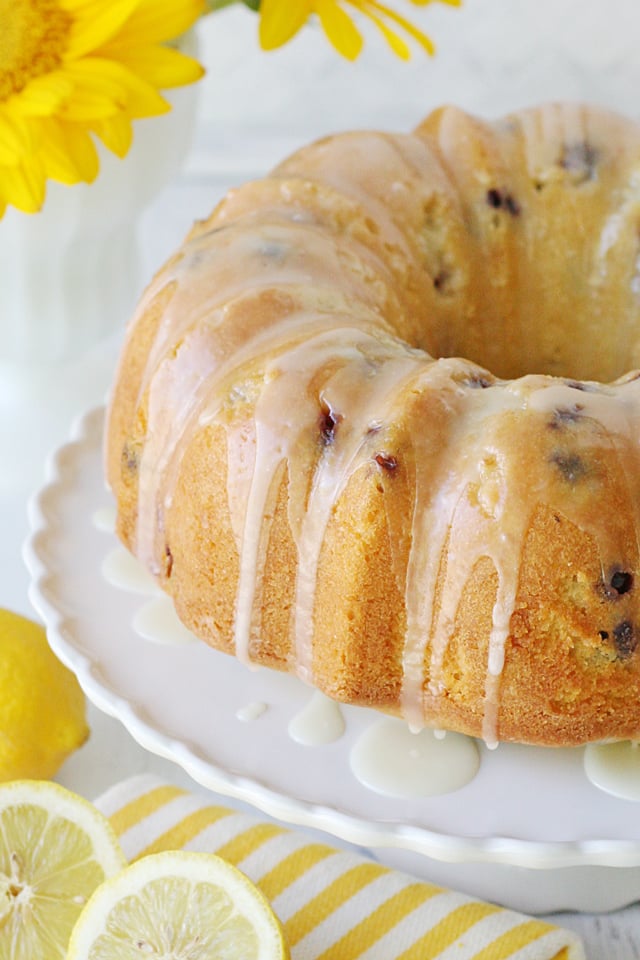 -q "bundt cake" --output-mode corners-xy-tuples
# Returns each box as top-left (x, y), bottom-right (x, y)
(106, 102), (640, 748)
